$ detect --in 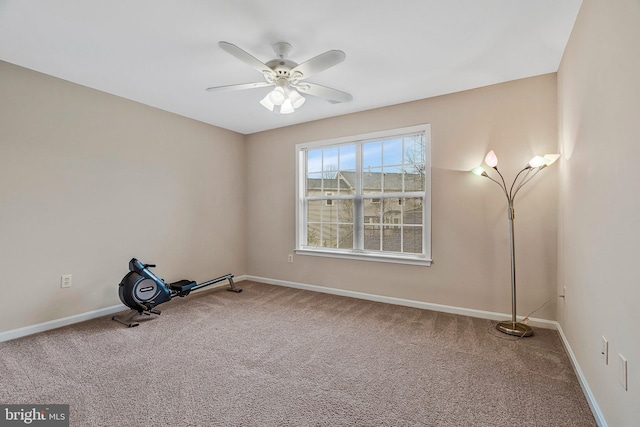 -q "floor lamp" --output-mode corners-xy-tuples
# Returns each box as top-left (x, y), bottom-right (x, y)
(471, 151), (560, 337)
